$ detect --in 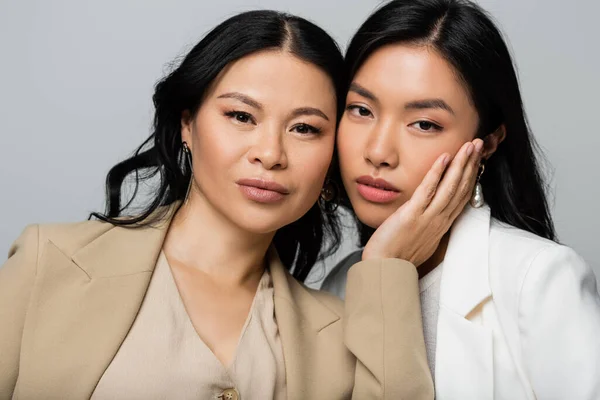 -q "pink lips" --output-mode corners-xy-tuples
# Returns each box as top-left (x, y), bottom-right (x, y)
(236, 178), (290, 203)
(356, 176), (400, 203)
